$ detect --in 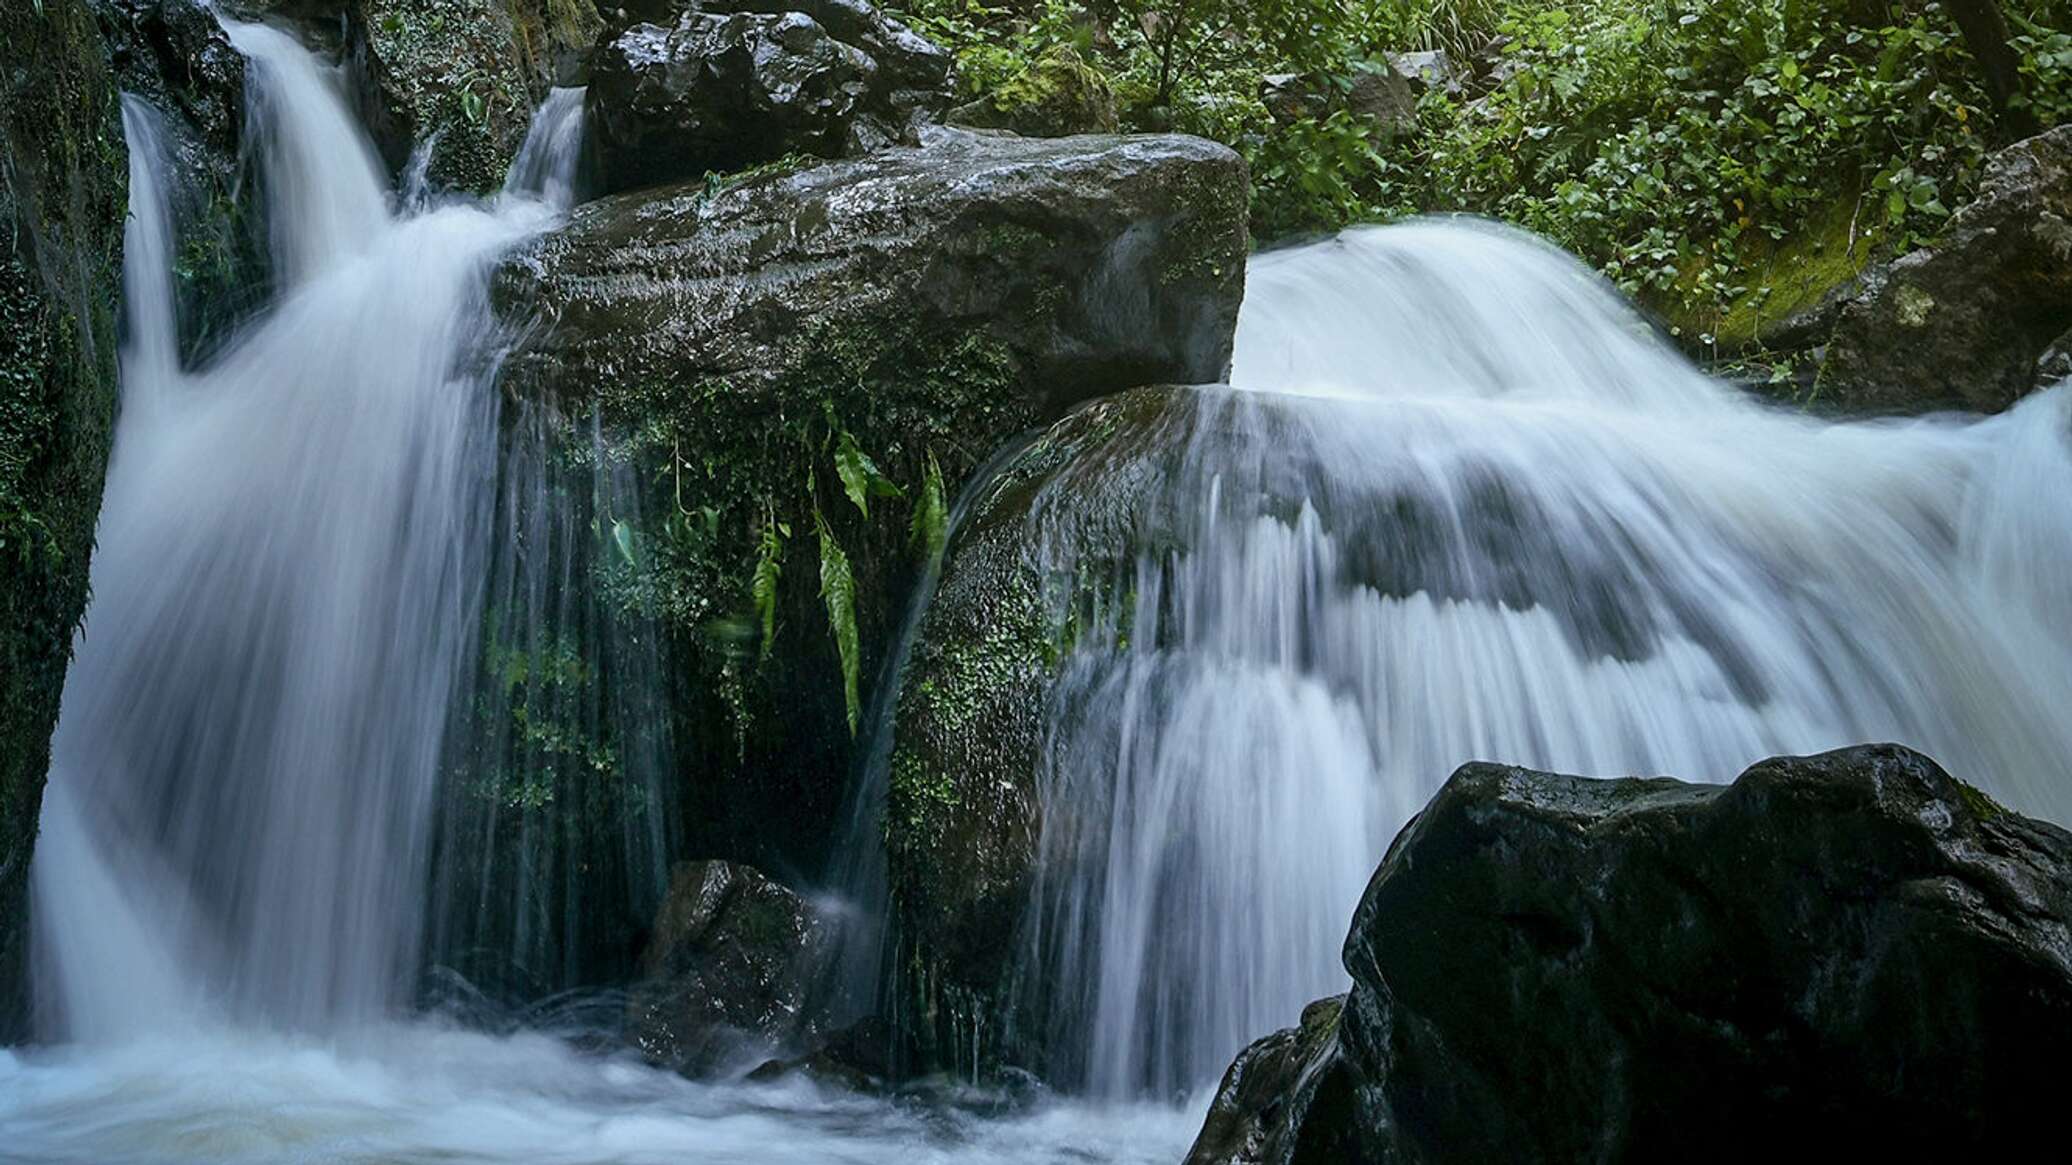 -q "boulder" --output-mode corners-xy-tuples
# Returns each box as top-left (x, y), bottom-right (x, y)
(1261, 63), (1416, 135)
(585, 0), (953, 194)
(89, 0), (265, 362)
(1187, 745), (2072, 1163)
(0, 0), (128, 1039)
(1820, 125), (2072, 413)
(948, 45), (1119, 138)
(1385, 49), (1457, 96)
(491, 130), (1245, 881)
(626, 860), (830, 1075)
